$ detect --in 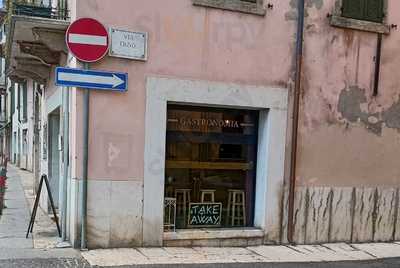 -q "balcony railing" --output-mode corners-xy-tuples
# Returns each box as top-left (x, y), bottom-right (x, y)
(10, 1), (69, 20)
